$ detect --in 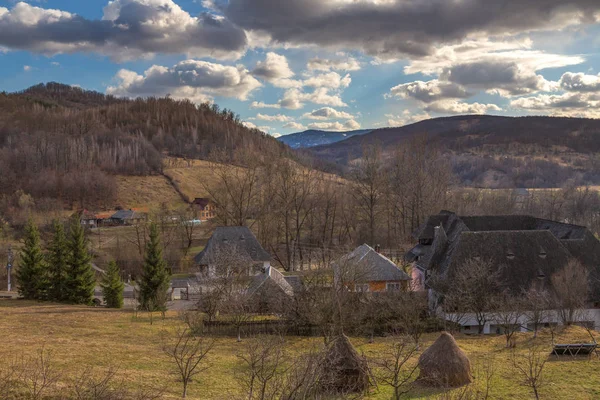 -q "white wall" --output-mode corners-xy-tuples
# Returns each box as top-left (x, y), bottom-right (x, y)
(444, 309), (600, 334)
